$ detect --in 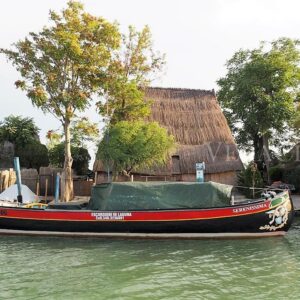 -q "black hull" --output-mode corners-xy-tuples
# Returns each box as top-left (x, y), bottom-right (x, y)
(0, 209), (294, 234)
(0, 191), (294, 238)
